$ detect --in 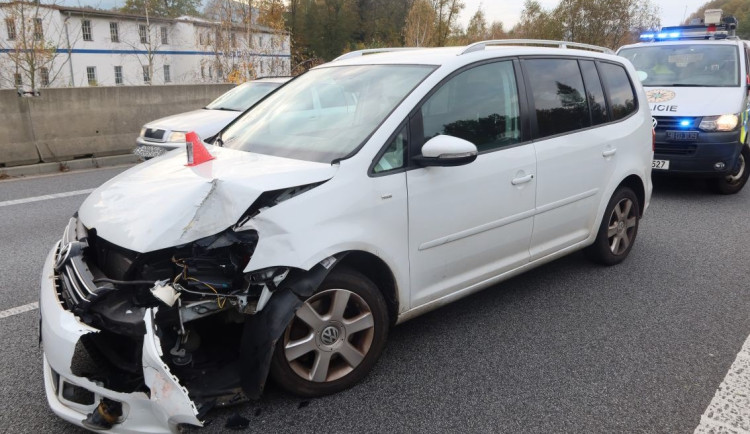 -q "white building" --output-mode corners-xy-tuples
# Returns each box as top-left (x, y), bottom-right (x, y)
(0, 2), (291, 89)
